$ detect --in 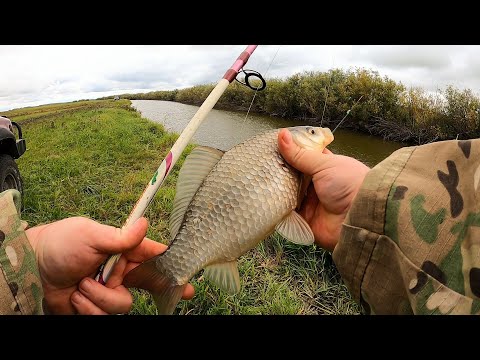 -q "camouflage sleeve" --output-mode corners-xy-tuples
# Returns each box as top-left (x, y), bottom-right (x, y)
(0, 190), (44, 314)
(332, 139), (480, 315)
